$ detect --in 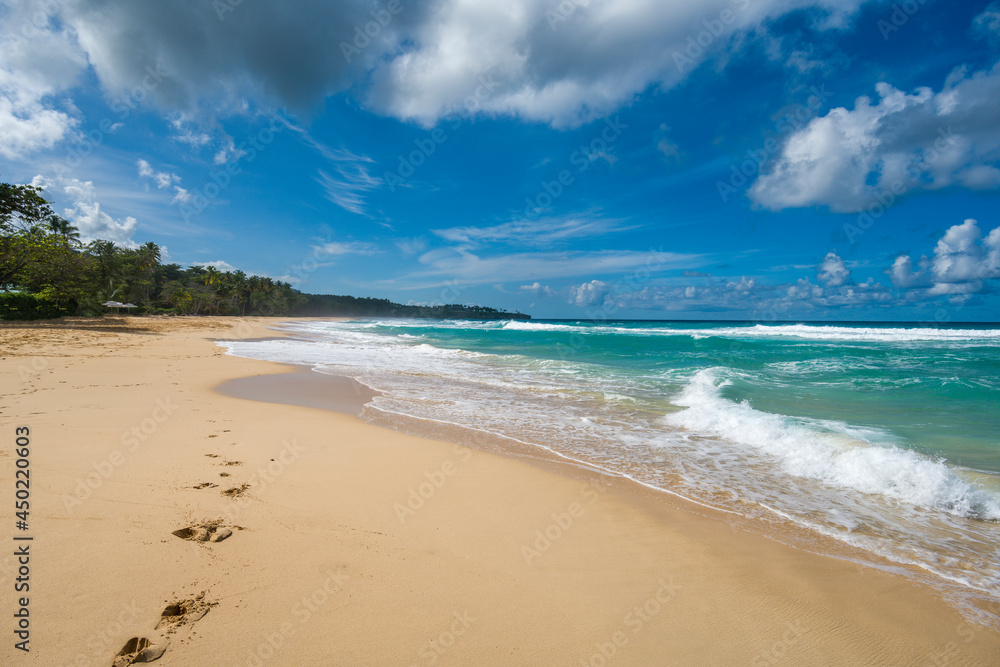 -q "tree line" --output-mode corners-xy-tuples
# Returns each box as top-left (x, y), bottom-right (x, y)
(1, 182), (529, 321)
